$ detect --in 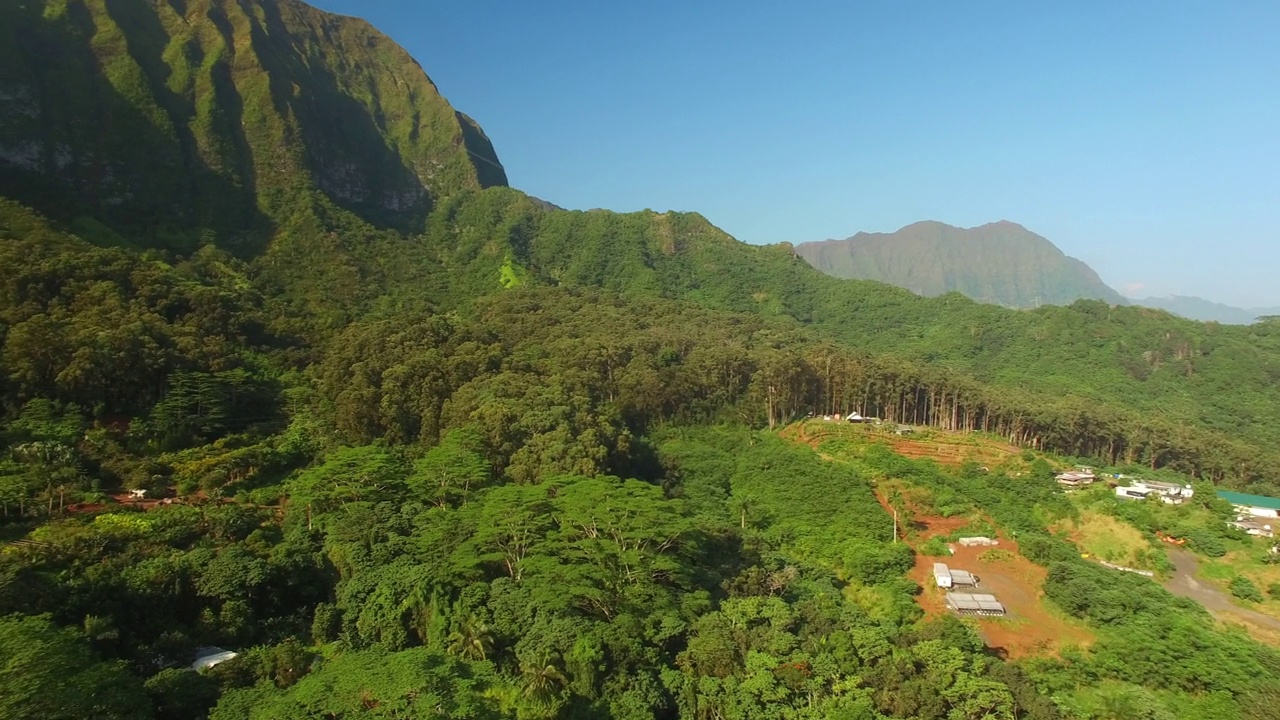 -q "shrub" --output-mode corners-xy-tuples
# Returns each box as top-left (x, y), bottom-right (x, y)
(918, 536), (951, 557)
(1184, 530), (1227, 557)
(1230, 576), (1264, 603)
